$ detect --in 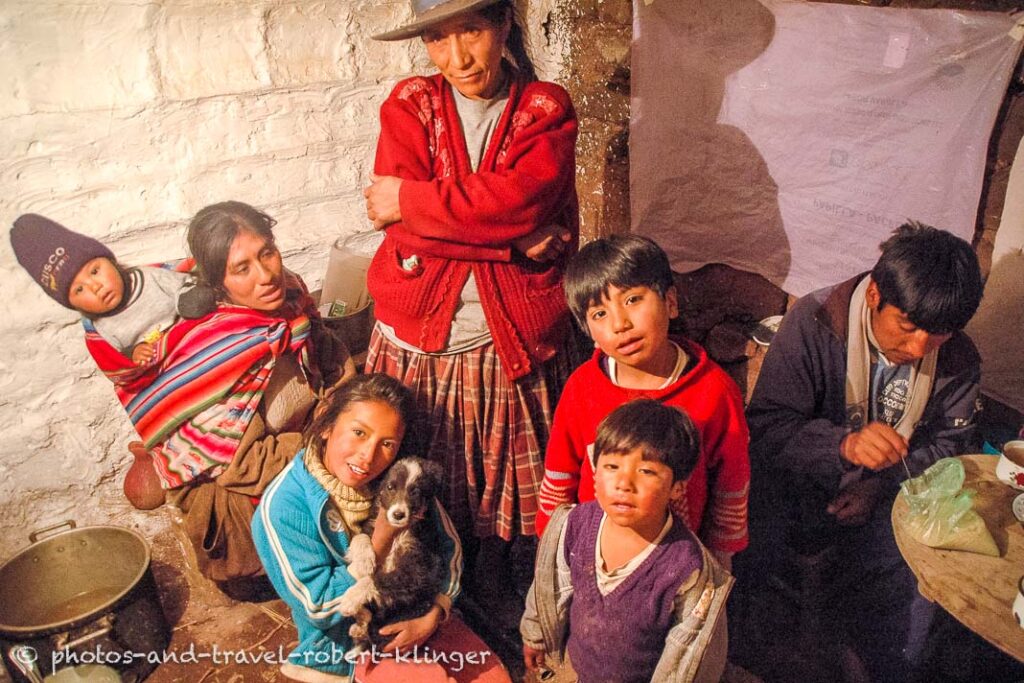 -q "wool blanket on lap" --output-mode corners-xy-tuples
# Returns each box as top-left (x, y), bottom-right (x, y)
(84, 266), (316, 489)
